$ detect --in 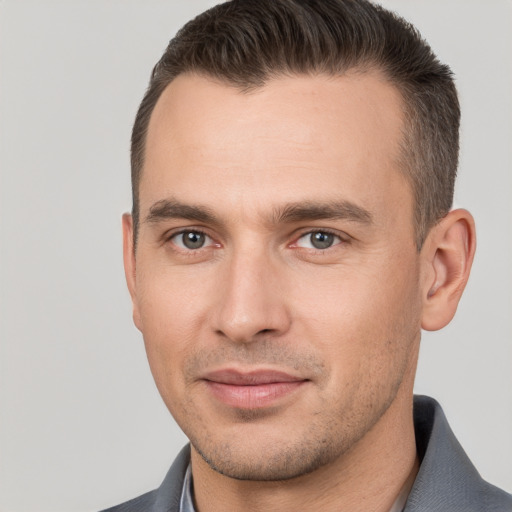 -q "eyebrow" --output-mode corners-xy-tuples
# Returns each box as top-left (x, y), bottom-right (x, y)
(271, 200), (373, 225)
(145, 199), (219, 225)
(144, 197), (373, 227)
